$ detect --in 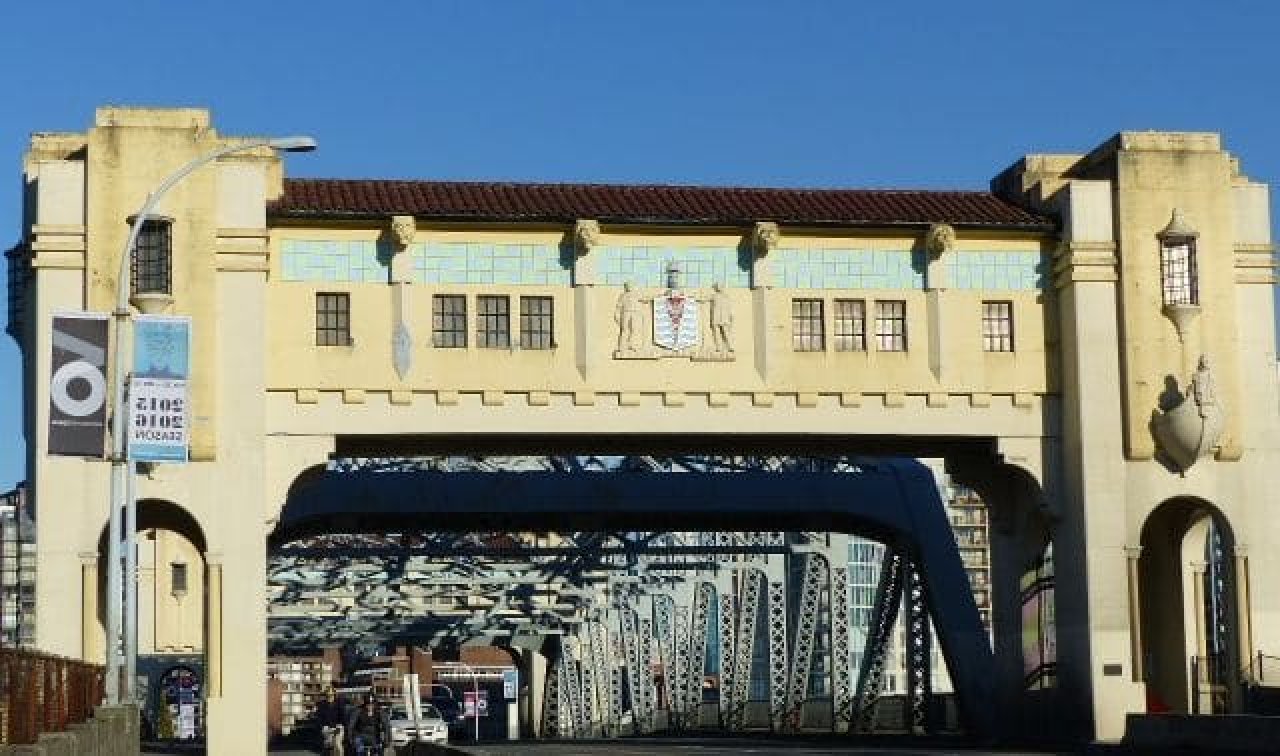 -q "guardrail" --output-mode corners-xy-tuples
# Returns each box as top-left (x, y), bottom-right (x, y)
(1244, 652), (1280, 685)
(0, 648), (104, 745)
